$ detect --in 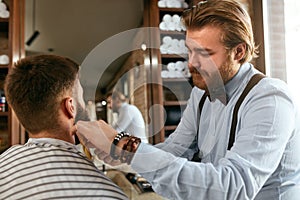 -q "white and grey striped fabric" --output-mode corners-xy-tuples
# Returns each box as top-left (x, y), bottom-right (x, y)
(0, 138), (128, 200)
